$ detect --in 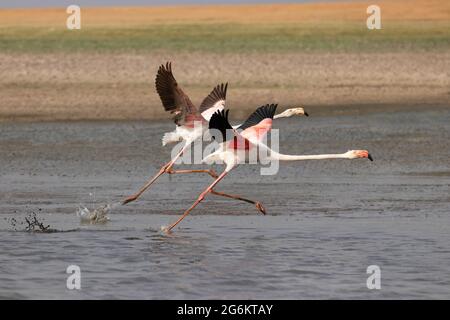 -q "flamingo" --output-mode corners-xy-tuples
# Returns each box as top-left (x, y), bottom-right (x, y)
(163, 104), (373, 232)
(122, 62), (308, 205)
